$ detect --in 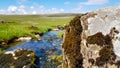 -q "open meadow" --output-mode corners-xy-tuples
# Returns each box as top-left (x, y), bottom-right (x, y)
(0, 14), (75, 42)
